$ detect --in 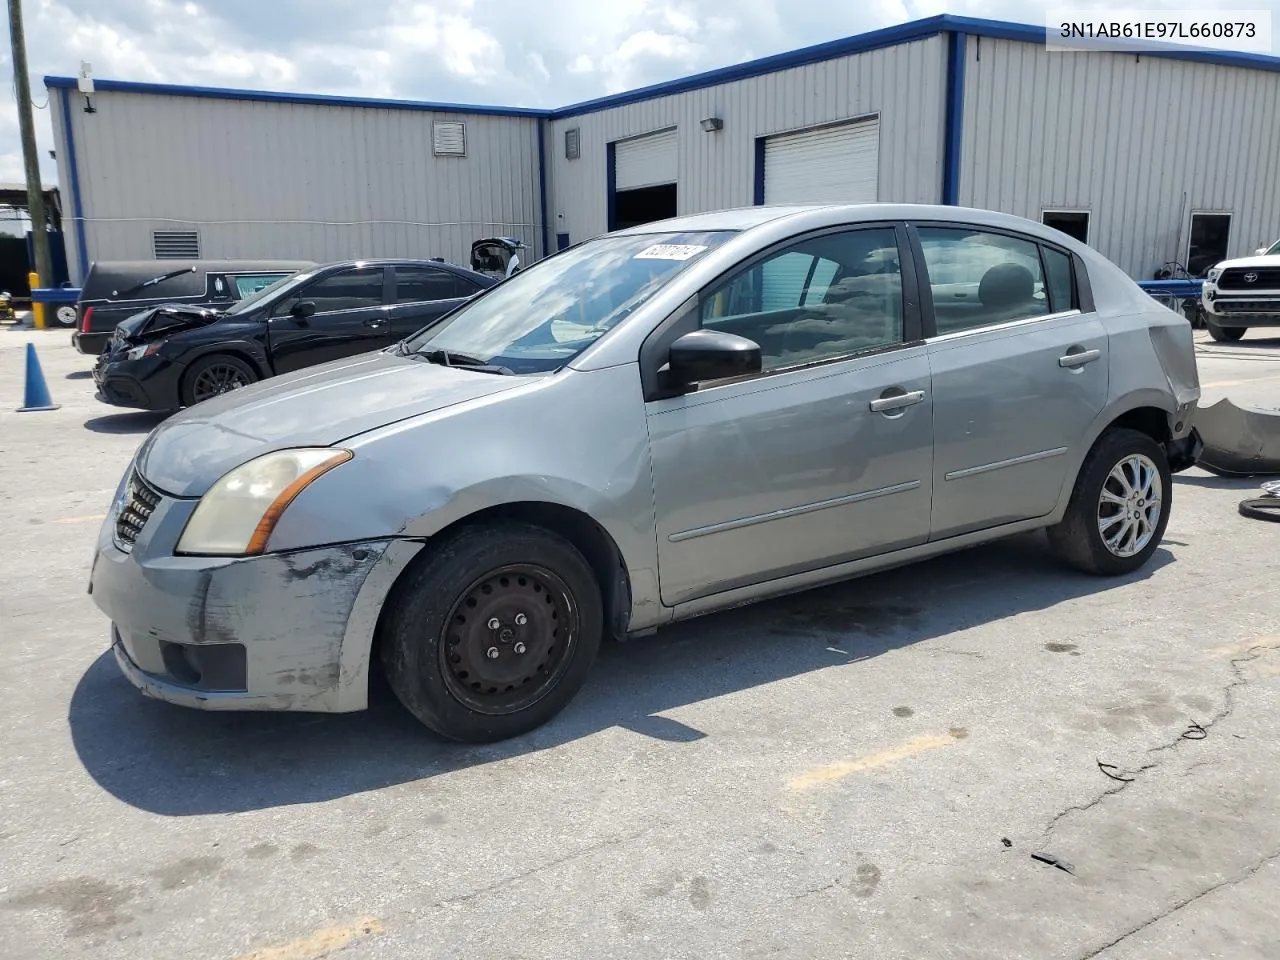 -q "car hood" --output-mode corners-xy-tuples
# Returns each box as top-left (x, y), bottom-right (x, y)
(117, 302), (222, 341)
(136, 351), (532, 497)
(1214, 254), (1280, 271)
